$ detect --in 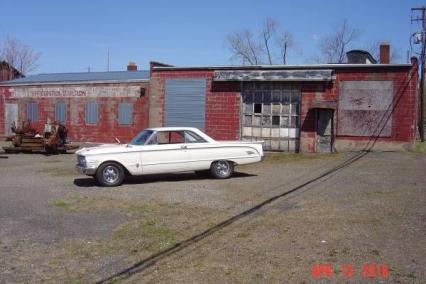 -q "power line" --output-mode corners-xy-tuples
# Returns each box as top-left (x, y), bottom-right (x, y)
(411, 6), (425, 141)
